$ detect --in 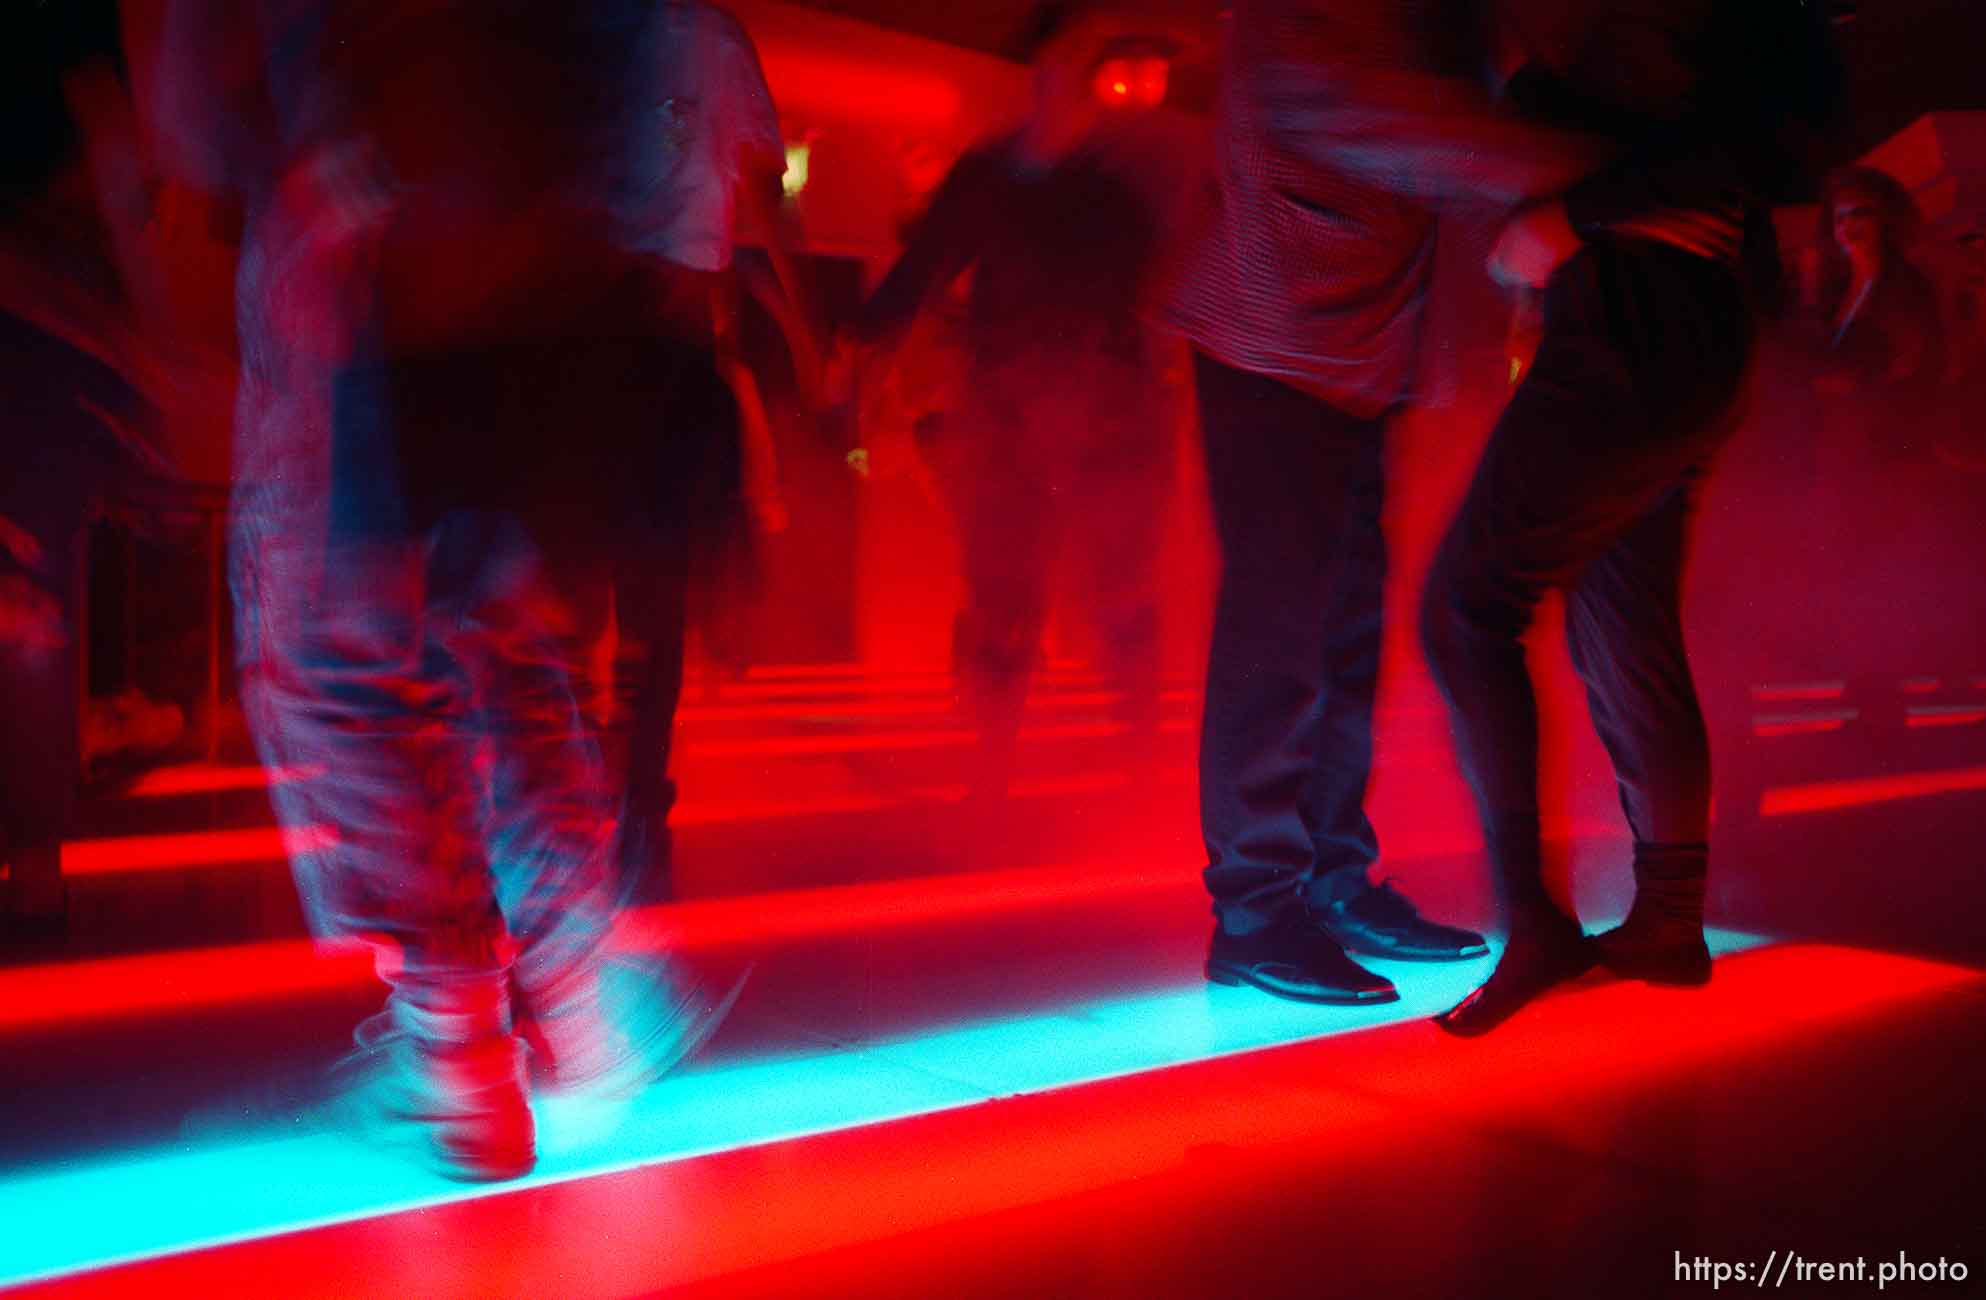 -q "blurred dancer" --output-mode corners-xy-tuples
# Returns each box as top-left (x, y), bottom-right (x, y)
(1163, 0), (1491, 1006)
(1802, 166), (1944, 419)
(2, 11), (173, 941)
(200, 0), (730, 1178)
(0, 324), (161, 942)
(611, 0), (814, 904)
(1790, 166), (1968, 683)
(848, 2), (1175, 804)
(1252, 0), (1832, 1031)
(0, 297), (166, 940)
